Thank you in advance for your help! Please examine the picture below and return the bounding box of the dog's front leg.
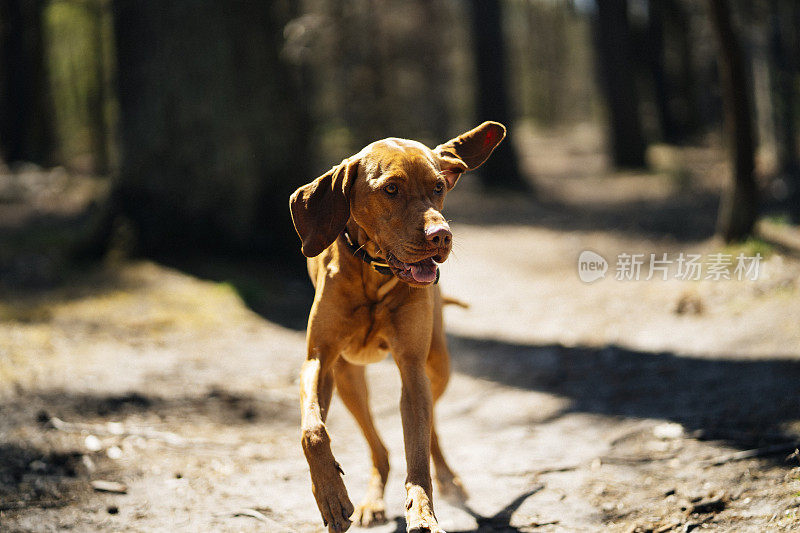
[300,353,354,531]
[396,356,443,533]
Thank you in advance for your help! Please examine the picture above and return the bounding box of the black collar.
[341,228,394,276]
[340,228,440,284]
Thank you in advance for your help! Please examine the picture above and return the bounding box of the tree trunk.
[647,0,674,143]
[110,0,310,255]
[594,0,646,168]
[88,0,110,175]
[670,0,700,142]
[0,0,55,165]
[708,0,758,241]
[768,0,800,220]
[647,0,698,144]
[469,0,530,192]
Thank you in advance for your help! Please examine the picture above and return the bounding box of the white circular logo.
[578,250,608,283]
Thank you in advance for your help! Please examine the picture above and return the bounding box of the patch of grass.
[224,278,269,311]
[722,236,775,259]
[154,257,313,330]
[765,213,792,227]
[0,303,52,323]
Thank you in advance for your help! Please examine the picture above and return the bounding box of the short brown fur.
[289,122,506,533]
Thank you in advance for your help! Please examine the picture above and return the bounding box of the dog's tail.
[441,296,470,309]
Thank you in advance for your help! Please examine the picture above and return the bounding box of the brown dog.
[289,122,506,532]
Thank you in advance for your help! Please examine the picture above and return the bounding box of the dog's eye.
[434,181,445,194]
[384,183,398,196]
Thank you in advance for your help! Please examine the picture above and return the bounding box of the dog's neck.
[342,220,400,301]
[343,220,385,262]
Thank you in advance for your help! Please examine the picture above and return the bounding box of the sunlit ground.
[1,125,799,532]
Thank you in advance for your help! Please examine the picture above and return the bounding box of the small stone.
[653,423,684,440]
[85,435,102,452]
[107,446,123,459]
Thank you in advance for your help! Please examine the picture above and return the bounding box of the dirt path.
[1,129,799,532]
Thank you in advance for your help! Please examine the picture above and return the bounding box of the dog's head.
[290,121,506,286]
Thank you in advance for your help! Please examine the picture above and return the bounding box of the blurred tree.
[109,0,310,255]
[593,0,646,168]
[327,1,389,151]
[767,0,800,220]
[507,0,596,129]
[708,0,757,241]
[0,0,55,165]
[646,0,699,144]
[44,0,113,174]
[468,0,530,191]
[86,0,110,174]
[300,0,460,167]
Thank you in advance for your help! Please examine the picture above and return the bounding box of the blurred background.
[1,0,798,269]
[1,1,800,531]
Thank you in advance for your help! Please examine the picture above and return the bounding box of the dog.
[289,121,505,532]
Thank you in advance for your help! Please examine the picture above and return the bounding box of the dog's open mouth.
[386,253,439,284]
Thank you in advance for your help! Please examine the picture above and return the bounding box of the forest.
[0,1,799,532]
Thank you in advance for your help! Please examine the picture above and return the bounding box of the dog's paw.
[351,498,387,527]
[312,473,354,532]
[407,517,446,533]
[405,488,444,533]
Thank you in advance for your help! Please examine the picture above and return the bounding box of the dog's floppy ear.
[290,157,359,257]
[434,121,506,189]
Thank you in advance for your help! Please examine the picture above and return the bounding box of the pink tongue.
[410,259,437,283]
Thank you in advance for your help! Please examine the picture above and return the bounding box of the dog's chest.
[339,300,394,365]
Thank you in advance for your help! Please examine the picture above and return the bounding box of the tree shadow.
[0,386,298,513]
[7,387,298,428]
[0,441,93,512]
[0,178,315,331]
[158,255,314,331]
[448,334,800,451]
[0,205,101,290]
[444,188,721,242]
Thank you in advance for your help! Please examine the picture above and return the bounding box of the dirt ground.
[1,126,799,532]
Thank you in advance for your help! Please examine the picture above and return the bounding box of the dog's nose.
[425,224,452,247]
